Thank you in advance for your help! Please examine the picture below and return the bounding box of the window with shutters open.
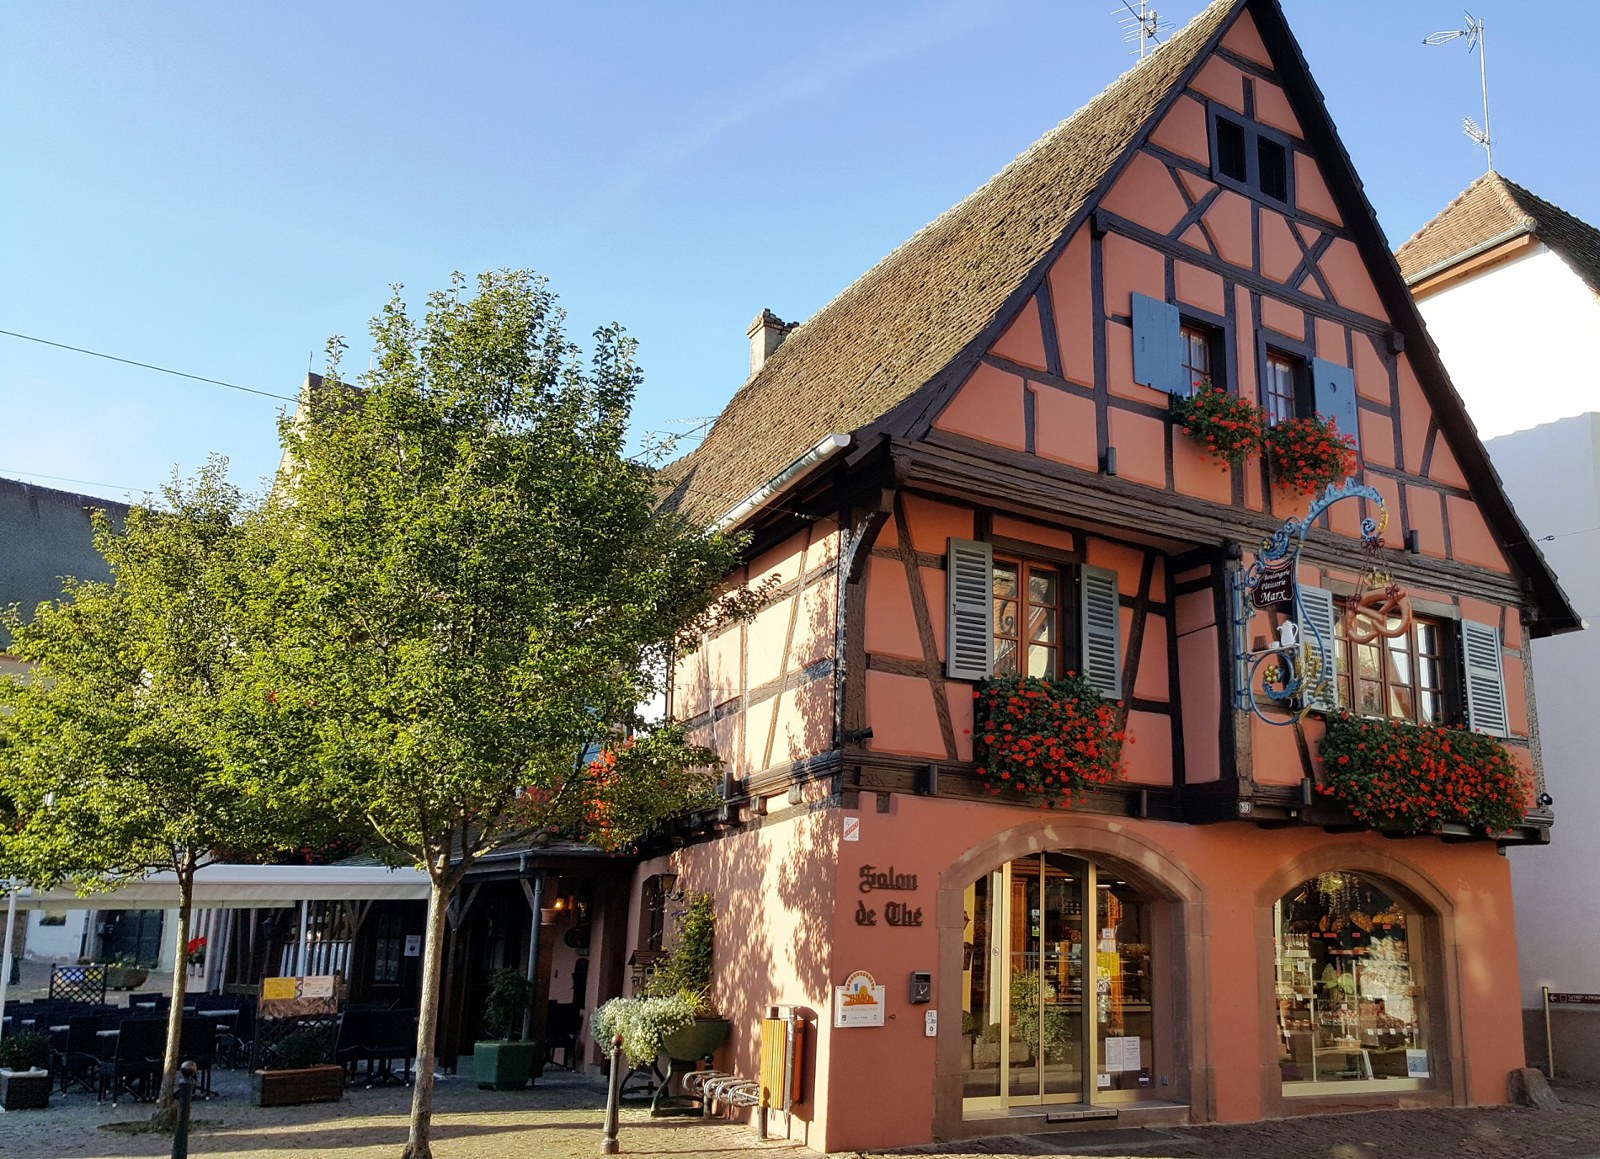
[1132,292,1226,398]
[945,540,1123,699]
[1301,595,1507,735]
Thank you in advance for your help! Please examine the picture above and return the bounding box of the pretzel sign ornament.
[1233,478,1406,725]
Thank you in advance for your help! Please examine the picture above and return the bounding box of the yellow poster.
[261,976,298,1000]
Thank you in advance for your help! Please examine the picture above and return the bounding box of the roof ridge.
[1484,171,1537,231]
[754,0,1237,383]
[667,0,1242,513]
[1395,172,1495,251]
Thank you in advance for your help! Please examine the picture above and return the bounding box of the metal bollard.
[600,1035,624,1154]
[171,1060,198,1159]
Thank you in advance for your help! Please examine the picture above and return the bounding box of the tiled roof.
[1396,171,1600,296]
[662,0,1242,522]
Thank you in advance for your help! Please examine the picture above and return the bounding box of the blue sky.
[4,1,1595,505]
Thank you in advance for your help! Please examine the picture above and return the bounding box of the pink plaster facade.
[612,2,1565,1152]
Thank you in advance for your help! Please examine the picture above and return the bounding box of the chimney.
[747,309,797,375]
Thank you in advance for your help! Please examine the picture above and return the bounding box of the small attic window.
[1258,137,1289,203]
[1215,118,1247,183]
[1209,106,1294,210]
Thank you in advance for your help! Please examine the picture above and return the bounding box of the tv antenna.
[1115,0,1171,60]
[1423,12,1493,171]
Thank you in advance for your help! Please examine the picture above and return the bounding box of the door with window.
[961,854,1155,1112]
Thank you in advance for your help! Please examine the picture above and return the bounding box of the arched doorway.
[1272,870,1431,1095]
[960,852,1158,1113]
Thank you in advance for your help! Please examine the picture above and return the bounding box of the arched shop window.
[1273,872,1431,1093]
[961,854,1157,1113]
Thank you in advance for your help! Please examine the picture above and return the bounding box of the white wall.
[24,910,88,961]
[1488,415,1600,1006]
[1417,245,1600,440]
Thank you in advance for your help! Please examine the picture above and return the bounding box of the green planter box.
[0,1069,51,1111]
[474,1040,539,1090]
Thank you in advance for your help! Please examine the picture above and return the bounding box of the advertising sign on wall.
[833,969,886,1028]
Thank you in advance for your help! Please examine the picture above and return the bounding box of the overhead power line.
[0,328,300,404]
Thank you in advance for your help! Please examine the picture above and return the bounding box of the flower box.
[1316,714,1530,834]
[0,1068,51,1111]
[252,1065,345,1107]
[974,674,1126,807]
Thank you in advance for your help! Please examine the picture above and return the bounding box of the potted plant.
[473,967,539,1090]
[1171,379,1266,467]
[591,989,700,1071]
[104,954,150,991]
[1264,413,1356,495]
[1316,713,1532,834]
[0,1031,51,1110]
[973,674,1127,807]
[652,893,729,1062]
[252,1027,345,1107]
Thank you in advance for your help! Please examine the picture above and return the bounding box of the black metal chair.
[544,1002,583,1070]
[58,1013,107,1093]
[337,1008,417,1087]
[178,1016,215,1097]
[98,1017,165,1105]
[216,998,254,1069]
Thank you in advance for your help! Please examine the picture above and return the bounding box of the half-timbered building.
[623,0,1580,1149]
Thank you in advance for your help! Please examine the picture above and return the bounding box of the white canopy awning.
[3,863,432,911]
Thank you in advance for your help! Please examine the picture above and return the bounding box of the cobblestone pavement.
[866,1081,1600,1159]
[0,1067,812,1159]
[4,1036,1600,1159]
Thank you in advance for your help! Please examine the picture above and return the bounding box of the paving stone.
[9,1063,1600,1159]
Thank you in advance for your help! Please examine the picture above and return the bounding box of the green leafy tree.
[0,459,325,1128]
[262,270,744,1159]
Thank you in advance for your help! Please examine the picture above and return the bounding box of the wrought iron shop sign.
[1233,477,1412,726]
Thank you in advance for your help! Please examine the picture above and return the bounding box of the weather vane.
[1424,12,1493,171]
[1115,0,1172,60]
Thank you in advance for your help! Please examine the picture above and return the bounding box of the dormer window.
[1209,107,1294,209]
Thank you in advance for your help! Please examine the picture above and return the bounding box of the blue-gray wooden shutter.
[1311,358,1359,447]
[1296,585,1341,712]
[946,538,993,681]
[1079,565,1123,698]
[1131,293,1185,395]
[1461,620,1509,736]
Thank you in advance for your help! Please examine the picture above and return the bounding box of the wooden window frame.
[1179,315,1226,397]
[1333,613,1459,727]
[1207,104,1296,211]
[992,556,1076,680]
[1260,342,1311,427]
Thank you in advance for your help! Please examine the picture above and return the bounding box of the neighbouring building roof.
[1397,171,1600,296]
[662,0,1240,523]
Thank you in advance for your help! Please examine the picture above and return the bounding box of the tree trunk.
[150,853,195,1131]
[401,868,456,1159]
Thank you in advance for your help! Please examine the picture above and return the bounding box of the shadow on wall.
[683,806,837,1120]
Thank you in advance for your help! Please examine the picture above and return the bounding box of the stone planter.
[252,1065,345,1107]
[661,1017,729,1063]
[105,964,150,990]
[0,1069,52,1111]
[652,1018,731,1117]
[474,1040,539,1090]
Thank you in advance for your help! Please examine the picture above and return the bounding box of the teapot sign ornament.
[1234,478,1412,725]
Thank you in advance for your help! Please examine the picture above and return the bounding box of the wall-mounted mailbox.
[910,971,932,1004]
